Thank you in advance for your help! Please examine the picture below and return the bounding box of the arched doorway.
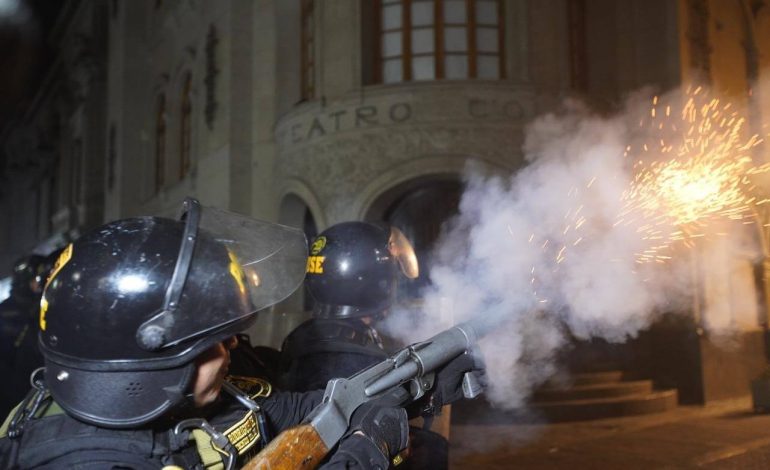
[366,177,462,438]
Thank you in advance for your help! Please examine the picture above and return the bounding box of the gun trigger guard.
[408,372,435,400]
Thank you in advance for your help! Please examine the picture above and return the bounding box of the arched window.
[300,0,315,100]
[375,0,505,84]
[180,73,192,179]
[154,93,166,193]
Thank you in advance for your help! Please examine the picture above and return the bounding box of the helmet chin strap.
[222,380,272,447]
[174,417,237,470]
[7,368,48,439]
[171,380,273,470]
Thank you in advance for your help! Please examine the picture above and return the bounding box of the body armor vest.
[0,375,274,470]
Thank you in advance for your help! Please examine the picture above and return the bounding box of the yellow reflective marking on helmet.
[39,297,48,331]
[306,256,325,274]
[39,244,74,332]
[227,249,246,294]
[310,236,327,255]
[45,243,73,290]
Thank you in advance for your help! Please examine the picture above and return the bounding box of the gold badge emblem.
[310,236,327,255]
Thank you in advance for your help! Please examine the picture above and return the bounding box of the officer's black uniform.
[281,317,387,392]
[0,374,394,469]
[0,200,409,469]
[0,255,50,417]
[0,293,37,411]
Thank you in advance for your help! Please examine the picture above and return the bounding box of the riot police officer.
[0,200,409,469]
[280,222,452,470]
[0,254,52,416]
[280,222,418,391]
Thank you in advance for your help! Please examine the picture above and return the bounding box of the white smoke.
[381,87,761,411]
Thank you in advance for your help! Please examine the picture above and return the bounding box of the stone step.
[533,380,654,402]
[451,388,678,425]
[532,389,678,422]
[571,371,624,386]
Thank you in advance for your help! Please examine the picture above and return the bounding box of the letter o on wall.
[389,103,412,123]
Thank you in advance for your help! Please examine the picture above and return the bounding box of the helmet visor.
[388,227,419,279]
[137,199,307,350]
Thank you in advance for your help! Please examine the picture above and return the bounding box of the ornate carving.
[275,84,535,220]
[4,106,61,177]
[204,24,219,130]
[279,125,523,219]
[64,33,100,105]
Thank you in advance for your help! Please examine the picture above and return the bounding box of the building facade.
[2,0,770,403]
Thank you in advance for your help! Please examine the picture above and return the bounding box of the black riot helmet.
[10,254,48,300]
[39,198,307,428]
[305,221,418,319]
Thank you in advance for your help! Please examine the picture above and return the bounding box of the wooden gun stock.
[242,424,329,470]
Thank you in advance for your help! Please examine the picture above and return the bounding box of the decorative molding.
[67,33,99,104]
[279,125,523,222]
[276,84,535,148]
[4,111,60,178]
[204,24,219,130]
[275,84,534,222]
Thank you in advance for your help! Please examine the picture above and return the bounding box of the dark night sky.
[0,0,62,133]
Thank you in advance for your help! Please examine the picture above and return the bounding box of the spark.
[619,88,767,263]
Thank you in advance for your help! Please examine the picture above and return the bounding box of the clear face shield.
[388,227,419,279]
[136,198,308,351]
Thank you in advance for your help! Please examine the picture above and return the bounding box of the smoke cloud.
[381,86,763,411]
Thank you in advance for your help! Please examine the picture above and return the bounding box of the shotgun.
[242,318,491,469]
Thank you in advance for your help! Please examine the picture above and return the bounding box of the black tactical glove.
[413,351,486,416]
[345,402,409,461]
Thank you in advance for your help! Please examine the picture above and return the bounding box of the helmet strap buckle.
[8,368,49,439]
